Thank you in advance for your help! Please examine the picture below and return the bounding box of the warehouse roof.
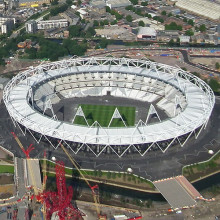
[137,27,156,36]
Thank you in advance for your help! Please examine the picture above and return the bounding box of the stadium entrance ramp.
[153,176,202,209]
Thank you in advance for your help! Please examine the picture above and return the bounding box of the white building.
[37,19,69,30]
[1,20,14,34]
[0,16,16,34]
[137,27,157,40]
[25,20,37,33]
[179,35,190,44]
[106,0,131,8]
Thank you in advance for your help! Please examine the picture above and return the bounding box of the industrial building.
[106,0,131,8]
[90,0,106,14]
[60,10,80,26]
[176,0,220,20]
[137,27,157,40]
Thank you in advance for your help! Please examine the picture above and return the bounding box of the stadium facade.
[3,57,215,157]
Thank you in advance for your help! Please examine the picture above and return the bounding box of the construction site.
[0,132,144,220]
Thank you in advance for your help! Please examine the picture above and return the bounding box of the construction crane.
[58,141,106,220]
[37,161,82,220]
[11,132,34,158]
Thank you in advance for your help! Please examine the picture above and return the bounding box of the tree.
[141,2,148,6]
[99,38,109,48]
[103,19,109,25]
[50,4,68,16]
[110,20,117,25]
[161,10,166,16]
[188,19,194,26]
[199,24,206,32]
[129,0,138,4]
[25,47,37,59]
[215,62,220,69]
[51,0,58,5]
[126,15,132,22]
[107,172,111,179]
[183,18,187,22]
[168,12,172,17]
[115,12,123,20]
[168,39,175,46]
[165,22,182,31]
[147,14,152,18]
[125,5,133,10]
[209,79,220,92]
[185,29,194,36]
[68,25,81,37]
[105,6,111,13]
[42,3,47,7]
[99,20,104,26]
[86,27,96,37]
[138,20,145,27]
[66,0,72,5]
[93,20,99,27]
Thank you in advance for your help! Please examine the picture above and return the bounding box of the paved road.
[14,158,27,220]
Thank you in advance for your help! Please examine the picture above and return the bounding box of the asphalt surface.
[0,95,220,181]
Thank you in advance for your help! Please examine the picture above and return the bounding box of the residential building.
[37,19,68,30]
[25,20,37,33]
[1,19,14,34]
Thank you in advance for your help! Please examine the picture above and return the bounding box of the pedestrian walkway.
[153,175,202,209]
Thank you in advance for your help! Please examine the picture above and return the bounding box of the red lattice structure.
[37,161,82,220]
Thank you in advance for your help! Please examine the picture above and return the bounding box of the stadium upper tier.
[3,57,214,148]
[34,72,186,118]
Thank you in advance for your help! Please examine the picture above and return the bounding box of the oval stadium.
[3,57,215,157]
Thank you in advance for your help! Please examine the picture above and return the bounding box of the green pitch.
[74,104,136,127]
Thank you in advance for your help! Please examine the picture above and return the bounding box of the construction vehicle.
[58,141,107,220]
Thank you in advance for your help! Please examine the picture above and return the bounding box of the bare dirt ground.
[0,184,15,199]
[0,175,13,185]
[191,57,220,69]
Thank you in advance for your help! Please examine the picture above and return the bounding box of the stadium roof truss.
[3,57,215,157]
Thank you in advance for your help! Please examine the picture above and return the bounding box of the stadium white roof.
[176,0,220,20]
[3,57,214,153]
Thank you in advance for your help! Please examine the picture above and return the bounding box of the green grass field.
[74,104,135,127]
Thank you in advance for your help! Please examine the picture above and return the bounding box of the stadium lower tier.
[17,123,202,157]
